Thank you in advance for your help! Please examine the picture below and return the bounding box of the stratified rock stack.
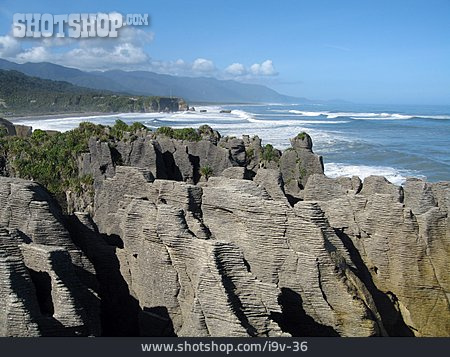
[90,167,285,336]
[0,228,41,336]
[0,178,100,336]
[279,133,324,197]
[303,174,450,336]
[201,177,383,336]
[76,127,323,193]
[1,129,449,337]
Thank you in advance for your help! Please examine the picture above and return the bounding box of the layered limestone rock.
[201,177,383,336]
[403,179,450,310]
[20,243,97,336]
[80,132,237,187]
[303,174,450,336]
[0,228,41,337]
[279,133,324,197]
[221,167,252,180]
[91,167,285,336]
[242,135,264,173]
[77,131,324,194]
[219,137,246,166]
[78,138,117,189]
[0,177,76,249]
[1,129,449,337]
[0,177,100,336]
[88,167,387,336]
[185,140,235,180]
[253,168,288,203]
[116,137,165,180]
[198,124,221,145]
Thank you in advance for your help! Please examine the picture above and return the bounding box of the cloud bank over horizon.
[0,24,278,80]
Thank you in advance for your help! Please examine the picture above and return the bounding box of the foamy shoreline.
[4,104,447,184]
[8,112,118,124]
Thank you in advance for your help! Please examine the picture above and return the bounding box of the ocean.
[12,102,450,185]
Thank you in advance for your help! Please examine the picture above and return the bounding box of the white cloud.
[223,60,279,79]
[0,20,279,80]
[249,60,278,76]
[118,27,154,46]
[62,43,150,70]
[16,46,51,62]
[41,36,76,48]
[1,26,154,70]
[225,62,247,76]
[0,35,21,57]
[149,58,190,75]
[58,27,154,70]
[192,58,215,74]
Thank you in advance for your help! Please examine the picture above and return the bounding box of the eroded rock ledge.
[0,129,449,337]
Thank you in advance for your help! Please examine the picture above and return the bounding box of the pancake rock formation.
[0,128,449,337]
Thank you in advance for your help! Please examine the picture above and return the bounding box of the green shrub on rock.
[296,132,307,140]
[155,126,201,142]
[200,165,213,180]
[155,126,175,138]
[261,144,279,163]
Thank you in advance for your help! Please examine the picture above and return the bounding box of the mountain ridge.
[0,58,308,104]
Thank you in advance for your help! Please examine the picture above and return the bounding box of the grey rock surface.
[1,130,449,337]
[91,169,285,336]
[0,177,100,336]
[279,133,324,197]
[303,174,450,336]
[202,176,383,336]
[0,117,16,136]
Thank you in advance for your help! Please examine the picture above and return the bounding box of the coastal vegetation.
[261,143,279,163]
[0,69,185,116]
[0,120,148,202]
[155,126,202,142]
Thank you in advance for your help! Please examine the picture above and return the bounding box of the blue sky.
[0,0,449,105]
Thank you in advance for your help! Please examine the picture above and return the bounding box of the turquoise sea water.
[13,102,450,185]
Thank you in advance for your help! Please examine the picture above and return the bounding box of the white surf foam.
[13,106,347,151]
[288,110,326,116]
[324,162,422,186]
[349,113,414,120]
[276,108,450,120]
[421,115,450,120]
[12,105,434,185]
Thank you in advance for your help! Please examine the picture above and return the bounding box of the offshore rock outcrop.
[1,129,449,337]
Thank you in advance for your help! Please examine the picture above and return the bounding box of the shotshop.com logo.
[12,13,149,38]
